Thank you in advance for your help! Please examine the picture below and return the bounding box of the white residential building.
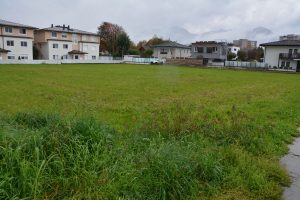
[34,24,100,60]
[228,46,240,55]
[152,41,191,59]
[260,40,300,71]
[0,19,36,60]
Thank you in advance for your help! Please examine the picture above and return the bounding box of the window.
[75,55,79,59]
[207,47,213,53]
[91,46,96,51]
[7,40,14,46]
[281,61,285,67]
[53,55,59,60]
[5,27,12,33]
[51,32,57,38]
[294,49,298,54]
[20,56,28,60]
[286,62,290,68]
[53,44,58,48]
[72,34,78,44]
[197,47,204,53]
[8,55,15,60]
[21,41,28,47]
[62,33,67,38]
[83,45,88,51]
[289,49,293,54]
[63,44,68,49]
[20,28,26,34]
[160,48,168,54]
[92,56,96,60]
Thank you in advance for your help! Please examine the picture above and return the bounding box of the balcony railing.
[279,53,300,59]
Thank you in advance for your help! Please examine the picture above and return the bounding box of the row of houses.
[151,38,300,71]
[0,19,100,61]
[1,19,299,71]
[151,40,249,65]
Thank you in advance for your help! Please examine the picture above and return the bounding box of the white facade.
[34,25,100,60]
[264,46,300,69]
[153,47,191,59]
[80,42,100,60]
[0,37,33,60]
[228,46,240,55]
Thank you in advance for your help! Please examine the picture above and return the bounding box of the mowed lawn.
[0,64,300,199]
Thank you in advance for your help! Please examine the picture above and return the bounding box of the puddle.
[280,128,300,200]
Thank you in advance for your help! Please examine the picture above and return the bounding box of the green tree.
[237,51,247,61]
[98,22,124,55]
[117,32,131,57]
[141,49,154,58]
[128,49,139,55]
[227,52,237,61]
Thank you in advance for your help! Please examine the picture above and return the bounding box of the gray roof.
[0,19,36,29]
[39,25,98,36]
[260,40,300,47]
[152,41,190,49]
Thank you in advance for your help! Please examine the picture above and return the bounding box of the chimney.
[63,24,65,30]
[68,25,70,30]
[51,24,53,28]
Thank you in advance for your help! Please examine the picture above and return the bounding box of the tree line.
[98,22,167,57]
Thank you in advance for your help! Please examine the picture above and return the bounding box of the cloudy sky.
[1,0,300,44]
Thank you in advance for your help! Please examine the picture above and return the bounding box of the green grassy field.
[0,64,300,199]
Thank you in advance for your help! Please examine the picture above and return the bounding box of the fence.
[0,56,123,65]
[124,55,165,64]
[225,61,268,68]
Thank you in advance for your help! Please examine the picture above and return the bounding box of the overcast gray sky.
[1,0,300,44]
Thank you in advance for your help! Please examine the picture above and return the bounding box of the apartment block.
[280,34,300,41]
[34,24,100,60]
[233,39,257,51]
[0,19,36,60]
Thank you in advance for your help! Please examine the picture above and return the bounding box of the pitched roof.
[39,25,98,36]
[152,41,190,49]
[68,50,88,55]
[0,48,10,53]
[0,19,36,29]
[260,40,300,47]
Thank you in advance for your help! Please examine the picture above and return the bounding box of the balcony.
[279,53,300,60]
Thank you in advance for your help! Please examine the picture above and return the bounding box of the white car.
[150,59,163,64]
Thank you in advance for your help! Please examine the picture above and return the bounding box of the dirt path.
[280,128,300,200]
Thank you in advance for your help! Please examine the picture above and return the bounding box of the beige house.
[152,41,191,59]
[0,19,36,60]
[34,24,100,60]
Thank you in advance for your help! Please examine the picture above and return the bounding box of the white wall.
[228,46,240,55]
[153,47,191,59]
[80,42,100,60]
[48,41,73,60]
[265,46,300,69]
[0,37,33,60]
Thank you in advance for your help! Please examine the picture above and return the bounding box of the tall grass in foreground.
[0,109,297,199]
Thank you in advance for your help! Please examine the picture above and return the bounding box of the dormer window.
[5,27,12,33]
[51,31,57,38]
[62,33,67,38]
[20,28,26,34]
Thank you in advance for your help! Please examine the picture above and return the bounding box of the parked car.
[150,59,164,64]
